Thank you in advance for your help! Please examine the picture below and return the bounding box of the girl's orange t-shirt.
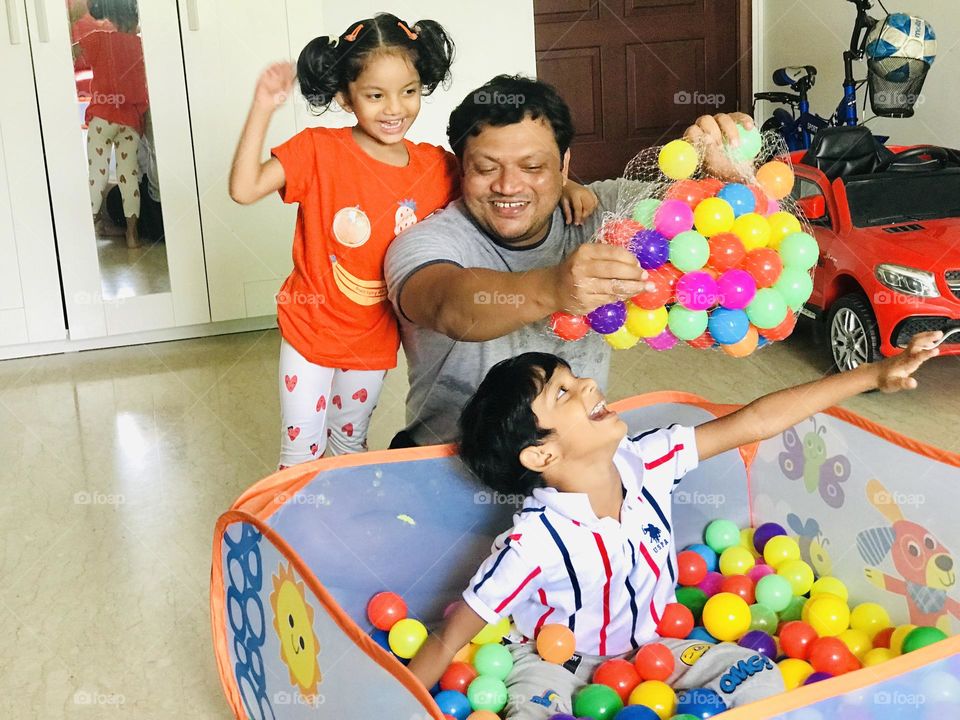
[271,126,459,370]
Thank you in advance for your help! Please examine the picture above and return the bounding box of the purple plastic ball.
[630,229,670,270]
[676,271,719,311]
[804,671,833,685]
[753,522,787,554]
[716,269,757,310]
[645,329,678,351]
[587,301,627,335]
[738,630,778,659]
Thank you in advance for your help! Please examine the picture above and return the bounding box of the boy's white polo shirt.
[462,425,699,657]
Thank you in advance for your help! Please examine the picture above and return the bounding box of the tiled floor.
[97,235,172,300]
[0,324,956,718]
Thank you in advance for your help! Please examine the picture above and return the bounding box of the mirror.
[797,195,826,220]
[68,0,170,300]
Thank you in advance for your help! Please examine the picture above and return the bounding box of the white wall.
[754,0,957,146]
[292,1,537,149]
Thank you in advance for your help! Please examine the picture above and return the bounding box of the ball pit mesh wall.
[211,391,960,720]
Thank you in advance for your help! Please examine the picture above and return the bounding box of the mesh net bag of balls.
[550,127,818,356]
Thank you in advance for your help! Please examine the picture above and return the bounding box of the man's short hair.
[447,75,575,161]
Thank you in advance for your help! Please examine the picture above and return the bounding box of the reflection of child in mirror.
[73,0,148,248]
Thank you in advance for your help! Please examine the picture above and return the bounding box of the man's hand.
[561,181,599,226]
[254,62,296,110]
[875,331,941,393]
[551,244,653,315]
[683,112,755,181]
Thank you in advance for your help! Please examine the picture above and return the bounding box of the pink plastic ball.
[654,199,695,239]
[645,329,678,351]
[717,269,757,310]
[675,271,719,311]
[747,564,776,583]
[698,571,725,597]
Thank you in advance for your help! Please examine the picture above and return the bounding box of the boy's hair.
[297,14,455,114]
[458,353,570,496]
[447,75,575,161]
[88,0,138,27]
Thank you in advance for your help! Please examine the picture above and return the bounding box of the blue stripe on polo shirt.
[626,539,640,649]
[641,487,671,534]
[629,428,661,442]
[472,536,513,593]
[540,513,582,628]
[520,507,546,514]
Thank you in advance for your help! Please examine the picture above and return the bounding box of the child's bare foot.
[125,220,141,249]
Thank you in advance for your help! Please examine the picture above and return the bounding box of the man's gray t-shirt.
[385,180,631,446]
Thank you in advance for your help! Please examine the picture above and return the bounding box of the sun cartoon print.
[270,562,322,697]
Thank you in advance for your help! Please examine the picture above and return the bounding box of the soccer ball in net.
[865,13,937,82]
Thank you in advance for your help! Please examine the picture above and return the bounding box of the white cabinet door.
[26,0,209,339]
[178,0,299,322]
[0,0,65,347]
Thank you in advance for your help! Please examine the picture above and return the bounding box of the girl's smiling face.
[339,51,422,152]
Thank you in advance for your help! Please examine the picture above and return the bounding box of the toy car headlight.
[875,264,940,297]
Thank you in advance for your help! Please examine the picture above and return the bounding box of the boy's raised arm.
[694,331,943,462]
[407,602,488,689]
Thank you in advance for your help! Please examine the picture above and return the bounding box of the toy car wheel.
[828,294,880,372]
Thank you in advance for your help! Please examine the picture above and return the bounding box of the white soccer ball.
[865,13,936,82]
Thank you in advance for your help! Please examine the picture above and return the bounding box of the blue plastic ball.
[676,688,728,719]
[614,705,661,719]
[433,689,472,720]
[717,183,757,217]
[687,626,719,643]
[371,629,391,651]
[708,307,750,345]
[685,543,719,572]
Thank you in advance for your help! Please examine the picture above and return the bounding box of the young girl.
[230,13,597,467]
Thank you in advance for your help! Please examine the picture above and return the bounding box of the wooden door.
[535,0,752,182]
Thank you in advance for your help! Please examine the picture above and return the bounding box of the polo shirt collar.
[532,448,640,526]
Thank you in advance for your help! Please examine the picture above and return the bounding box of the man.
[385,74,752,447]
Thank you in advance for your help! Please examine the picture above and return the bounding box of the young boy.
[408,331,944,717]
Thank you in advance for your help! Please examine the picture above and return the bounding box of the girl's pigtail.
[412,19,455,95]
[297,36,341,113]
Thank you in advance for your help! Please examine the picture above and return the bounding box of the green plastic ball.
[633,198,662,227]
[667,306,709,341]
[473,642,513,680]
[704,519,740,554]
[669,230,710,272]
[778,594,807,623]
[573,683,624,719]
[749,602,779,633]
[778,232,819,271]
[774,267,814,310]
[670,715,702,720]
[746,288,789,329]
[754,575,792,613]
[676,586,709,624]
[902,626,948,653]
[467,675,509,713]
[727,124,763,163]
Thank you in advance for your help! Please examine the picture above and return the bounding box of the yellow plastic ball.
[628,680,677,719]
[388,618,428,659]
[806,595,850,638]
[849,602,891,641]
[839,628,872,661]
[810,577,848,603]
[762,536,801,568]
[658,139,699,180]
[778,658,814,690]
[777,559,815,596]
[454,642,479,664]
[890,624,917,655]
[767,211,802,249]
[719,546,756,576]
[472,616,511,645]
[731,213,771,251]
[693,197,735,237]
[626,303,669,338]
[739,528,761,558]
[863,648,896,667]
[603,326,641,349]
[702,592,751,642]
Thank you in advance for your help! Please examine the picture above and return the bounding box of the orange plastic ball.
[536,623,576,664]
[756,161,795,200]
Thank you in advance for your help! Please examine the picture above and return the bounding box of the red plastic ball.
[749,184,771,210]
[741,248,783,288]
[757,311,797,342]
[367,591,407,631]
[439,661,479,694]
[656,602,695,639]
[600,218,645,246]
[872,626,895,649]
[809,637,861,676]
[550,312,590,341]
[707,233,747,273]
[719,575,756,605]
[593,658,641,703]
[699,178,724,197]
[632,265,679,309]
[687,330,716,350]
[666,179,713,210]
[678,550,709,587]
[634,642,675,681]
[779,621,819,661]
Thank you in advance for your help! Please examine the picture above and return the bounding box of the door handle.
[34,0,49,42]
[186,0,199,30]
[4,0,20,44]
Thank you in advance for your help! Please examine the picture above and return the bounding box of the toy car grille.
[893,316,960,347]
[882,223,925,233]
[946,270,960,300]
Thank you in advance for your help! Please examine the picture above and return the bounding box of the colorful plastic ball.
[633,265,680,309]
[778,232,819,271]
[719,573,754,605]
[678,550,709,587]
[667,306,708,341]
[628,680,676,720]
[704,519,740,554]
[594,659,641,703]
[731,213,771,251]
[738,528,760,556]
[848,602,890,640]
[588,301,628,334]
[741,248,783,288]
[756,161,794,200]
[746,289,788,330]
[698,178,724,196]
[746,563,774,584]
[371,628,391,651]
[669,231,710,272]
[634,642,675,682]
[367,591,408,630]
[810,577,848,603]
[739,630,777,659]
[902,626,948,653]
[778,658,815,689]
[756,310,796,341]
[657,603,695,639]
[645,329,678,351]
[453,643,479,665]
[675,687,727,719]
[605,326,641,350]
[440,662,479,694]
[626,303,669,338]
[685,544,719,572]
[388,618,428,659]
[676,587,709,623]
[536,624,576,664]
[666,179,713,210]
[727,123,762,163]
[686,626,718,643]
[838,628,872,661]
[466,712,500,720]
[774,266,813,309]
[686,330,715,350]
[707,233,746,273]
[613,706,660,720]
[693,198,735,237]
[862,647,895,666]
[721,327,759,357]
[632,198,662,227]
[717,183,756,217]
[600,219,645,248]
[707,307,749,345]
[754,574,792,612]
[434,689,473,720]
[551,312,590,341]
[659,139,699,180]
[697,571,724,598]
[473,642,513,680]
[778,594,807,623]
[631,229,671,270]
[467,676,508,713]
[777,559,815,596]
[807,595,850,638]
[803,671,833,685]
[919,669,960,704]
[574,683,624,719]
[675,271,718,311]
[779,621,818,660]
[752,523,786,553]
[702,592,751,642]
[715,269,757,311]
[654,200,695,239]
[767,211,802,249]
[810,637,860,675]
[747,602,778,633]
[472,617,511,645]
[719,546,756,576]
[889,624,917,655]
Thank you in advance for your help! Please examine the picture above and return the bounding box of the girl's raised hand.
[255,62,296,110]
[875,331,941,393]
